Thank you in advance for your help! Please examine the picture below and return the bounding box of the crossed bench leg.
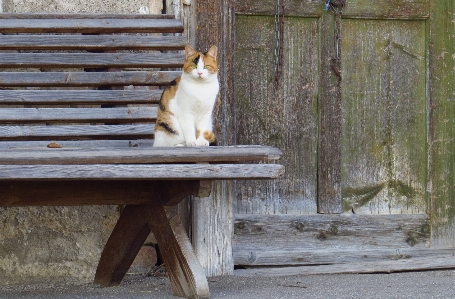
[94,180,211,299]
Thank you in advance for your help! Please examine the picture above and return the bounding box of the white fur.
[153,55,219,147]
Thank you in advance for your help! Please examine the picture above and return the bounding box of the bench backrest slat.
[0,124,154,141]
[0,18,184,33]
[0,71,180,87]
[0,53,184,68]
[0,90,162,105]
[0,14,184,146]
[0,35,187,51]
[0,108,157,124]
[0,13,177,19]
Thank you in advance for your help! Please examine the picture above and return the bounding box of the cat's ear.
[206,46,218,61]
[185,45,196,59]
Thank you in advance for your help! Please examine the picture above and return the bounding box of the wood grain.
[149,205,210,299]
[343,0,429,20]
[0,71,180,87]
[0,90,163,105]
[234,249,455,276]
[94,181,199,287]
[0,164,284,180]
[234,214,430,266]
[0,180,202,207]
[94,204,153,286]
[428,1,455,248]
[235,0,322,17]
[194,0,238,278]
[235,0,429,19]
[0,13,177,19]
[318,13,342,213]
[0,124,154,141]
[0,146,282,164]
[341,19,427,214]
[0,107,156,124]
[0,18,184,34]
[234,15,319,215]
[0,35,187,51]
[0,180,154,206]
[0,52,184,68]
[0,140,155,149]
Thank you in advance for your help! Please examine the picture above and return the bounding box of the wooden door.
[231,0,455,274]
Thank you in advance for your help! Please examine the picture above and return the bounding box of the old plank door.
[232,0,455,273]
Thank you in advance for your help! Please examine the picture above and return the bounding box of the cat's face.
[183,45,218,81]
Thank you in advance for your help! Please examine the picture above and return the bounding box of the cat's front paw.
[195,137,210,146]
[186,140,198,146]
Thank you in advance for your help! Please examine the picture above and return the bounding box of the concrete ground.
[1,270,454,299]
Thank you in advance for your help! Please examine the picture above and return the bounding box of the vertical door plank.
[341,20,427,214]
[429,0,455,247]
[234,15,319,215]
[318,13,342,213]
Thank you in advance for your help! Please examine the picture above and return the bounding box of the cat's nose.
[198,72,203,76]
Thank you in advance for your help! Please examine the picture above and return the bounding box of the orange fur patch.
[155,78,180,136]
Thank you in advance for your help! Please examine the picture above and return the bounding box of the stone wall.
[0,0,163,285]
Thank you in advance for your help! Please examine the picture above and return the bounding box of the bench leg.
[149,205,210,299]
[94,180,210,299]
[94,204,152,286]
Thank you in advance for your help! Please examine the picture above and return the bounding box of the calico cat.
[153,45,219,147]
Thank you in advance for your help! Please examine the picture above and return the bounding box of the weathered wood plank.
[0,90,162,105]
[149,205,210,299]
[94,204,154,287]
[234,15,319,215]
[0,71,180,87]
[234,249,455,276]
[189,0,237,278]
[0,124,154,140]
[0,164,285,180]
[0,13,176,19]
[234,214,430,266]
[0,146,282,164]
[318,13,342,213]
[0,53,184,68]
[235,248,454,268]
[235,0,429,19]
[0,18,184,34]
[0,35,187,51]
[343,0,430,20]
[428,0,455,247]
[235,0,322,17]
[0,180,154,206]
[0,107,156,124]
[0,180,201,207]
[0,140,155,149]
[94,181,199,287]
[341,20,427,214]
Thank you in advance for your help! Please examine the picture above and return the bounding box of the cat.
[153,44,219,147]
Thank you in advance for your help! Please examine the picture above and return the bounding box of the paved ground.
[1,270,455,299]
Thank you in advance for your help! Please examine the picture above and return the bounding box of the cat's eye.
[204,65,210,69]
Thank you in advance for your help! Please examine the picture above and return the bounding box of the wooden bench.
[0,13,283,299]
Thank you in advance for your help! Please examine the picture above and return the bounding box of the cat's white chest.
[174,76,219,113]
